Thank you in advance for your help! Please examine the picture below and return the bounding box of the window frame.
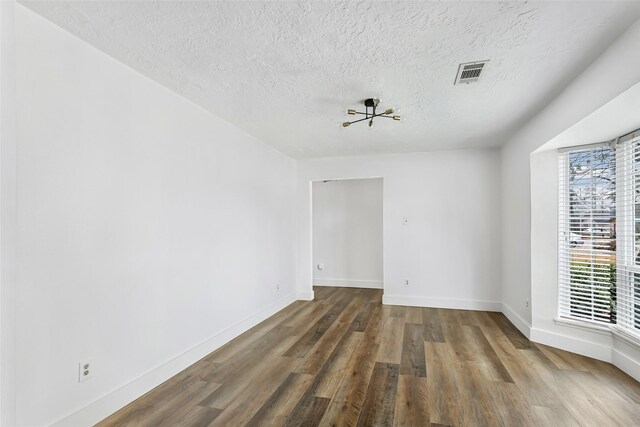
[556,128,640,343]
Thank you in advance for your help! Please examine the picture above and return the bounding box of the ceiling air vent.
[454,60,489,85]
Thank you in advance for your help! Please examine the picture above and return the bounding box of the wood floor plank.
[312,331,364,399]
[588,359,640,405]
[520,349,617,426]
[199,336,298,410]
[536,343,594,372]
[318,303,384,427]
[481,380,539,426]
[439,313,477,362]
[531,405,580,427]
[207,355,299,426]
[389,305,406,317]
[207,301,307,364]
[356,362,400,427]
[350,301,376,332]
[202,325,295,385]
[178,406,223,427]
[283,293,352,358]
[377,316,405,363]
[286,328,363,424]
[466,325,514,383]
[245,372,314,427]
[296,296,363,375]
[96,359,220,426]
[421,307,445,343]
[405,306,423,324]
[359,288,382,302]
[96,287,640,427]
[137,380,222,427]
[449,357,503,426]
[400,323,426,377]
[487,311,537,350]
[393,374,429,427]
[424,341,462,426]
[560,368,640,425]
[480,331,562,409]
[283,396,331,427]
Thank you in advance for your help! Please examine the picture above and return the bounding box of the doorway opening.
[311,177,383,290]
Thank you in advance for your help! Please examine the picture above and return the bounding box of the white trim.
[501,303,531,339]
[314,279,383,289]
[612,344,640,382]
[551,318,640,350]
[50,294,296,427]
[610,325,640,349]
[553,317,612,335]
[529,327,612,362]
[296,289,315,301]
[382,294,501,311]
[557,140,615,153]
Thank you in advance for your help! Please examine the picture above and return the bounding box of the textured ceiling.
[20,1,640,159]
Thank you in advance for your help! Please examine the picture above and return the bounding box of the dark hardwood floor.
[97,286,640,426]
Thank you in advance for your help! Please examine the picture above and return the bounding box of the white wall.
[501,17,640,379]
[312,178,383,289]
[298,150,502,309]
[1,1,18,425]
[13,6,297,426]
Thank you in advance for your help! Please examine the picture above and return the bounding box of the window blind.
[558,145,616,324]
[615,130,640,333]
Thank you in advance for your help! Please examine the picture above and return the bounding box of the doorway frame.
[296,174,384,301]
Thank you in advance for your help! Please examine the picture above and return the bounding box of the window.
[558,145,616,324]
[558,129,640,336]
[615,131,640,332]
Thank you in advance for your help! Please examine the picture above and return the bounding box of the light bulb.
[347,109,356,115]
[393,115,401,121]
[342,122,350,127]
[384,108,394,115]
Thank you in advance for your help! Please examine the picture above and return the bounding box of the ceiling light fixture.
[342,98,401,128]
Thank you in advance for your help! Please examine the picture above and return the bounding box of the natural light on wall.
[558,129,640,336]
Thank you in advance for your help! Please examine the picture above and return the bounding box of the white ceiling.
[20,1,640,159]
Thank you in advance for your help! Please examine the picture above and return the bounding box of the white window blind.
[558,145,616,324]
[615,130,640,334]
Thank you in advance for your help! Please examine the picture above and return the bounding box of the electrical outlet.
[404,279,410,287]
[79,360,92,382]
[276,283,280,291]
[402,217,409,226]
[525,300,530,309]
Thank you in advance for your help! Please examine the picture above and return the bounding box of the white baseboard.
[612,346,640,382]
[296,289,315,301]
[382,294,501,311]
[314,279,383,289]
[529,327,612,363]
[501,303,531,339]
[51,294,296,427]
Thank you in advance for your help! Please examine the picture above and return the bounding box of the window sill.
[554,317,612,335]
[554,317,640,349]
